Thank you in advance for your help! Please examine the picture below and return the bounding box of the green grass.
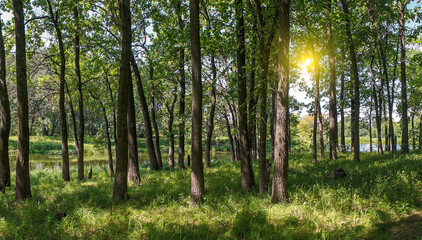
[1,151,422,239]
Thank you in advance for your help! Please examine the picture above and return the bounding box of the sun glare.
[299,57,313,85]
[303,58,313,67]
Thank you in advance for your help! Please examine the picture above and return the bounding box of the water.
[8,152,233,170]
[339,143,412,152]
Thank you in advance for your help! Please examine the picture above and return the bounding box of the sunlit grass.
[1,150,422,239]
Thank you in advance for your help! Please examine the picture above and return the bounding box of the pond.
[8,152,234,170]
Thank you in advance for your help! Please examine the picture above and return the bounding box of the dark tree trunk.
[312,96,318,163]
[64,82,80,158]
[237,0,255,192]
[249,20,258,161]
[74,5,84,181]
[229,103,240,161]
[272,0,290,203]
[0,14,11,192]
[419,113,422,150]
[224,109,236,161]
[177,0,186,169]
[379,37,393,152]
[113,0,131,200]
[340,47,346,152]
[14,0,31,200]
[105,75,117,146]
[369,101,373,152]
[318,80,324,159]
[89,92,114,177]
[149,66,162,168]
[327,0,337,160]
[411,113,415,150]
[131,54,159,171]
[398,0,409,154]
[370,44,383,154]
[205,51,217,168]
[166,94,177,169]
[47,0,70,181]
[190,0,204,204]
[127,79,140,182]
[341,0,360,162]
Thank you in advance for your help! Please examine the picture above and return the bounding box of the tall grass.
[1,151,422,239]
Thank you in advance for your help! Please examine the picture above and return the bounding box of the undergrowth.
[1,151,422,239]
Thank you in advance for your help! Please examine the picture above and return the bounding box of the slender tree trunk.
[370,45,383,154]
[419,113,422,150]
[312,96,318,163]
[14,0,31,200]
[48,0,70,181]
[64,82,80,159]
[127,79,140,182]
[341,0,360,162]
[74,5,84,181]
[0,15,11,192]
[369,101,373,152]
[166,94,177,169]
[318,84,324,159]
[411,113,415,150]
[398,0,409,154]
[113,0,131,200]
[131,54,159,170]
[249,21,258,161]
[327,0,337,160]
[224,109,236,161]
[89,92,114,177]
[205,51,217,168]
[177,0,186,169]
[149,66,162,168]
[190,0,204,204]
[272,0,290,203]
[340,47,346,152]
[380,39,393,152]
[105,74,117,146]
[237,0,255,192]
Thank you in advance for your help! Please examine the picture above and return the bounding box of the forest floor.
[1,149,422,239]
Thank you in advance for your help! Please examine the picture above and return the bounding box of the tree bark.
[105,74,117,146]
[0,15,11,192]
[131,54,159,171]
[398,0,409,154]
[64,82,80,159]
[149,65,162,168]
[113,0,131,200]
[370,45,383,154]
[411,113,415,150]
[341,0,360,162]
[14,0,32,200]
[177,0,186,169]
[419,113,421,150]
[46,0,70,180]
[249,20,258,161]
[327,0,337,160]
[272,0,290,203]
[340,47,346,152]
[369,101,373,152]
[224,109,236,161]
[127,78,140,182]
[190,0,204,204]
[74,5,84,181]
[205,51,217,168]
[166,94,177,169]
[237,0,255,192]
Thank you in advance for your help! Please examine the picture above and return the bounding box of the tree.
[127,78,140,182]
[149,64,163,168]
[272,0,290,203]
[190,0,204,204]
[341,0,360,162]
[177,0,186,169]
[236,0,255,191]
[46,0,70,181]
[113,0,131,200]
[14,0,32,200]
[398,0,409,154]
[0,14,11,192]
[327,0,337,160]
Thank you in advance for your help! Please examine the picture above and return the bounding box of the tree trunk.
[149,66,162,169]
[74,5,84,181]
[14,0,31,200]
[249,20,258,161]
[272,0,290,203]
[91,92,114,177]
[411,113,415,150]
[327,0,337,160]
[131,54,159,171]
[205,52,217,168]
[47,0,70,181]
[398,0,409,154]
[340,46,346,152]
[224,109,236,161]
[190,0,204,204]
[166,94,177,169]
[113,0,131,200]
[237,0,255,192]
[64,82,80,159]
[419,113,422,150]
[370,44,383,154]
[312,96,318,163]
[177,0,186,169]
[127,79,140,182]
[105,74,117,146]
[369,101,373,152]
[341,0,360,162]
[0,14,11,192]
